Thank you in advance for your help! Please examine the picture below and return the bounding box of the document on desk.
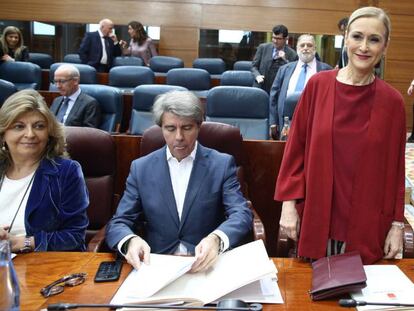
[111,240,281,307]
[351,265,414,310]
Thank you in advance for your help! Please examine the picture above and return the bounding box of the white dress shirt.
[118,142,229,256]
[286,57,317,97]
[61,88,81,123]
[98,29,108,65]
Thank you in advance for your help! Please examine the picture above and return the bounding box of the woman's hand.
[383,225,404,259]
[1,54,14,62]
[279,200,300,241]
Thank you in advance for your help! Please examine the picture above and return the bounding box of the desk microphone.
[339,298,414,308]
[47,299,263,311]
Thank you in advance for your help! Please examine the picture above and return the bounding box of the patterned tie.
[56,97,70,123]
[294,63,308,92]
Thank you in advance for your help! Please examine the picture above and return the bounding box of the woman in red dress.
[275,7,405,264]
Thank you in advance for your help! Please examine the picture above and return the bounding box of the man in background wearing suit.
[269,34,332,139]
[78,18,121,72]
[50,64,101,128]
[251,24,297,94]
[106,91,253,272]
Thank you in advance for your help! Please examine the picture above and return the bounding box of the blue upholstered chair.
[109,66,154,93]
[166,68,210,98]
[49,63,97,91]
[0,79,17,107]
[193,58,226,79]
[0,61,42,90]
[220,70,254,87]
[206,86,269,140]
[233,61,253,71]
[63,54,82,64]
[80,84,123,132]
[113,56,144,67]
[29,52,54,69]
[149,56,184,76]
[130,84,188,135]
[283,91,302,120]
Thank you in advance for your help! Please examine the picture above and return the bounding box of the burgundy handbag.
[309,251,367,300]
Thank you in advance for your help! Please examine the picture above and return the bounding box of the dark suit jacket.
[21,158,89,251]
[50,91,101,128]
[105,143,253,254]
[269,60,332,130]
[78,31,121,69]
[251,43,298,83]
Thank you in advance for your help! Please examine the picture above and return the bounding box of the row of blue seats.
[0,80,270,140]
[28,53,253,73]
[0,61,255,95]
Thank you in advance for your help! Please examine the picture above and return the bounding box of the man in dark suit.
[106,91,253,272]
[251,25,297,94]
[78,18,121,72]
[269,34,332,138]
[50,64,101,128]
[336,17,349,69]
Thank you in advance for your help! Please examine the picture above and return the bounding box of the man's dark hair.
[337,17,349,29]
[272,25,288,38]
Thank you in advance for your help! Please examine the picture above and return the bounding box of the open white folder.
[111,239,282,306]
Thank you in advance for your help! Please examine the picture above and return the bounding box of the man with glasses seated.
[251,24,298,94]
[50,64,101,128]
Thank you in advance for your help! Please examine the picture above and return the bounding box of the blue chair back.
[166,68,210,97]
[80,84,123,132]
[283,91,302,120]
[220,70,254,87]
[0,61,42,90]
[63,54,82,64]
[130,84,188,135]
[49,63,97,90]
[0,79,17,106]
[149,56,184,74]
[206,86,269,140]
[29,53,54,69]
[113,56,144,67]
[193,58,226,76]
[233,61,253,71]
[109,66,154,93]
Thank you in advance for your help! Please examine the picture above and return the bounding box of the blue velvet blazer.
[24,158,89,251]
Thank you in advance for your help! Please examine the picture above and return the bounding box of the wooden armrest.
[247,200,266,245]
[403,217,414,258]
[87,225,107,253]
[276,226,297,258]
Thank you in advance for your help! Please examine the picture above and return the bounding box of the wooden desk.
[13,252,414,311]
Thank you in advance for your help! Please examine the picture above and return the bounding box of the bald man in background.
[79,18,121,72]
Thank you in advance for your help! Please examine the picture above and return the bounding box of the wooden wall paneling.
[159,26,199,67]
[386,36,414,62]
[379,0,414,15]
[243,140,285,257]
[385,60,414,84]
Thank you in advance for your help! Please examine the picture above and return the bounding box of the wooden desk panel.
[13,252,414,311]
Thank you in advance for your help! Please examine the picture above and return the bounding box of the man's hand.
[125,236,151,270]
[279,200,300,241]
[255,75,265,84]
[191,234,220,273]
[383,225,403,259]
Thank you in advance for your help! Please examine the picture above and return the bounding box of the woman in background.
[0,89,89,253]
[0,26,29,62]
[275,7,405,264]
[120,21,157,66]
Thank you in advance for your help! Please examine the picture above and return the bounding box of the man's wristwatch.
[210,233,224,254]
[19,236,33,253]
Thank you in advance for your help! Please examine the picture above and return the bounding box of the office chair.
[233,61,253,71]
[193,58,226,79]
[64,126,117,252]
[113,56,144,67]
[109,65,154,93]
[166,68,210,98]
[0,79,17,107]
[0,61,42,90]
[28,52,54,69]
[149,56,184,76]
[220,70,254,87]
[63,54,82,64]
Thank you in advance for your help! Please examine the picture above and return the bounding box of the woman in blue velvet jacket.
[0,89,89,252]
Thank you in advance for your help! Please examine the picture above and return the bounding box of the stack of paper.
[111,240,283,307]
[351,265,414,310]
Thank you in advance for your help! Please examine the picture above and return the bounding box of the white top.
[62,87,81,123]
[98,29,108,65]
[286,57,317,97]
[118,142,229,256]
[0,171,35,236]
